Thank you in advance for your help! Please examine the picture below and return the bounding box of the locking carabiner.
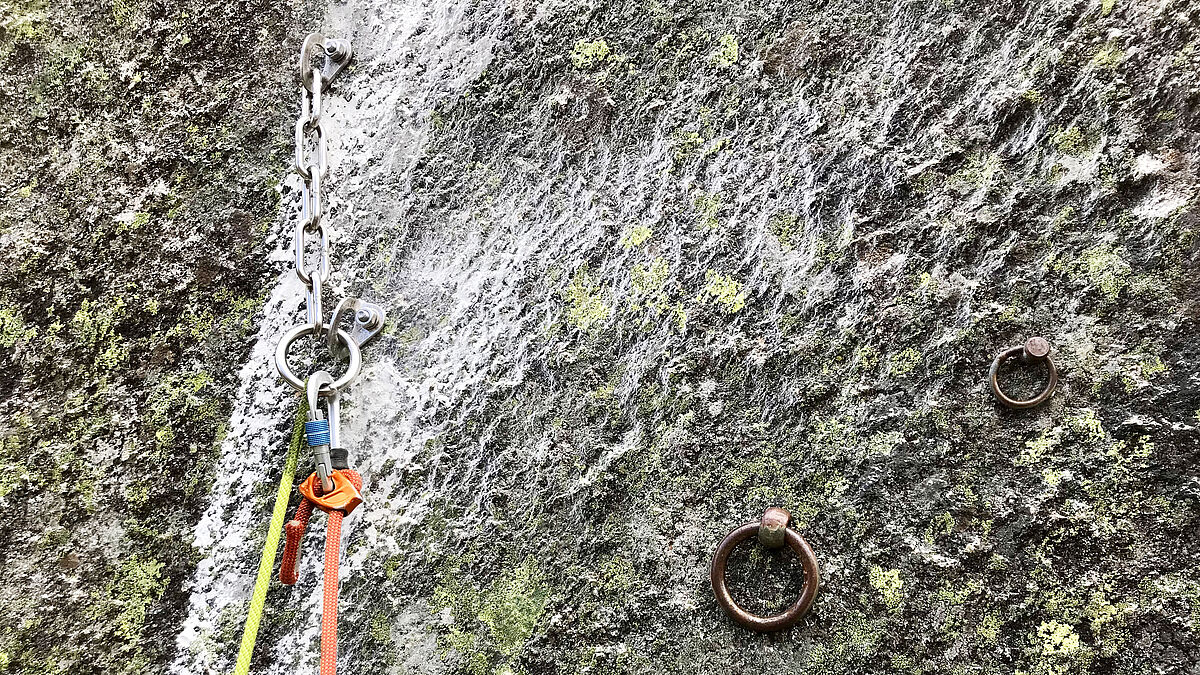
[305,372,338,492]
[281,373,364,675]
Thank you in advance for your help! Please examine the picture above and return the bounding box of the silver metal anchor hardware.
[299,33,353,92]
[327,297,387,353]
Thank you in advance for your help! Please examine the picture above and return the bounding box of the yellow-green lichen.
[866,430,903,456]
[889,347,921,376]
[1052,126,1090,155]
[1139,355,1166,379]
[14,177,36,198]
[147,370,218,451]
[1091,43,1124,70]
[869,565,904,612]
[1042,467,1068,486]
[619,225,652,249]
[598,556,635,595]
[112,0,138,25]
[696,270,745,313]
[694,192,721,230]
[769,212,800,251]
[631,257,668,295]
[1084,593,1130,657]
[711,34,738,67]
[369,611,392,644]
[0,459,32,501]
[1018,427,1061,466]
[433,557,549,673]
[854,345,879,371]
[570,39,610,70]
[563,268,611,330]
[103,555,167,644]
[1033,620,1092,674]
[72,297,129,370]
[947,152,1005,194]
[977,612,1002,643]
[672,124,728,165]
[1077,244,1131,299]
[1066,409,1105,442]
[0,305,35,348]
[1106,435,1152,465]
[672,130,704,164]
[1051,206,1076,229]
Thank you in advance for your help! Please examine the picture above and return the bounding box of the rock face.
[3,0,1198,674]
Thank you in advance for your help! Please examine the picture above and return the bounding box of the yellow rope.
[231,403,305,675]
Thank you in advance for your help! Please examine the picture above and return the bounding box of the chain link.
[293,65,331,335]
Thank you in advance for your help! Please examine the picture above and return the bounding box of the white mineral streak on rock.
[169,266,307,673]
[171,1,498,672]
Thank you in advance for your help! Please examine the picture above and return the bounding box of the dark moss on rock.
[0,0,312,671]
[342,1,1200,674]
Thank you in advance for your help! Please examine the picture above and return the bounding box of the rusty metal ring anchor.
[989,336,1058,410]
[710,508,820,632]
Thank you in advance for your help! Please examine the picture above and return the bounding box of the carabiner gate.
[306,372,337,492]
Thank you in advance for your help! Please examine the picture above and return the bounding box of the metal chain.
[261,35,382,675]
[294,67,330,334]
[275,34,386,398]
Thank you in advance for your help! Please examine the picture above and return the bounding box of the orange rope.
[280,496,314,585]
[320,505,346,675]
[280,469,363,675]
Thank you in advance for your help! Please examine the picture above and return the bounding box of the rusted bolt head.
[990,338,1059,409]
[758,507,791,549]
[1024,336,1051,359]
[711,515,820,631]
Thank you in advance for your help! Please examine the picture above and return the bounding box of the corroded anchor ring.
[710,508,820,632]
[989,336,1057,409]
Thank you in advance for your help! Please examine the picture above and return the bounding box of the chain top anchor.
[299,33,353,92]
[275,33,384,397]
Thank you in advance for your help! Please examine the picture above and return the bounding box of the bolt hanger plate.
[299,33,353,92]
[327,297,386,352]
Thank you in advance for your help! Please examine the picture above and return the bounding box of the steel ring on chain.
[275,323,361,394]
[710,508,820,632]
[989,336,1057,410]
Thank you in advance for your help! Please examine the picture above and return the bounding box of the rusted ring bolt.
[710,508,820,632]
[989,336,1058,409]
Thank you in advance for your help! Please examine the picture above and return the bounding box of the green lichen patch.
[868,566,905,612]
[710,34,738,67]
[1074,244,1132,300]
[0,304,35,348]
[695,270,746,313]
[619,224,652,249]
[693,192,721,230]
[433,557,550,673]
[631,257,669,295]
[1052,125,1091,155]
[563,267,612,330]
[1090,43,1124,70]
[769,212,801,251]
[570,39,611,70]
[888,347,921,376]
